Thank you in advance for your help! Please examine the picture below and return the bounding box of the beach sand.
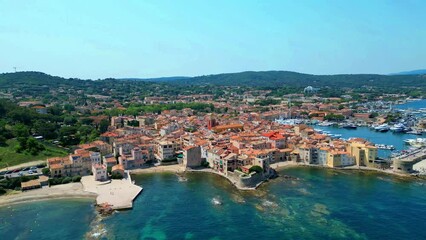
[130,164,185,174]
[0,182,97,207]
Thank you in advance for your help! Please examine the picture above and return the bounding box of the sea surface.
[314,125,413,158]
[1,169,426,240]
[395,99,426,111]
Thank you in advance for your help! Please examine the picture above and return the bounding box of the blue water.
[314,99,426,158]
[2,169,426,240]
[0,199,95,239]
[314,125,414,158]
[395,99,426,110]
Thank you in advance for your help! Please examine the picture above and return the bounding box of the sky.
[0,0,425,79]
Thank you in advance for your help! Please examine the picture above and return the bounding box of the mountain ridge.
[390,69,426,75]
[1,70,425,89]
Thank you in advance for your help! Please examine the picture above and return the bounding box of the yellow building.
[346,139,378,167]
[326,151,355,168]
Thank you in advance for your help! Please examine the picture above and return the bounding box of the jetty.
[81,171,142,210]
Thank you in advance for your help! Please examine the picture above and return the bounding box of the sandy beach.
[130,164,185,174]
[270,161,301,170]
[0,182,97,207]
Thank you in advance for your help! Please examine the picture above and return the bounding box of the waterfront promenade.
[81,172,142,210]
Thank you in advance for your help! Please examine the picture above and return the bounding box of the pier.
[81,171,143,210]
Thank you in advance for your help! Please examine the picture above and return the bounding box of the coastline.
[2,161,422,208]
[130,164,185,174]
[270,161,420,179]
[0,182,97,208]
[131,165,264,190]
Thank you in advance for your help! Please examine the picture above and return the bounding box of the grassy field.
[0,139,68,169]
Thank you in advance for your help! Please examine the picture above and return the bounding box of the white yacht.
[375,124,390,132]
[404,138,426,148]
[390,123,408,132]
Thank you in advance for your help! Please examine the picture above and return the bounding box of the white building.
[92,164,107,181]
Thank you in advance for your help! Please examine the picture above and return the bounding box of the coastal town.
[3,2,426,238]
[1,87,426,210]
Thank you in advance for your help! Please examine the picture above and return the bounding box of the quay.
[392,147,426,174]
[81,171,143,210]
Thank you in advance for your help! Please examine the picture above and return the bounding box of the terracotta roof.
[112,164,124,171]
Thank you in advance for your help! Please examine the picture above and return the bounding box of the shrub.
[0,187,6,195]
[42,168,50,176]
[62,177,72,184]
[111,172,123,179]
[49,178,61,186]
[37,163,47,168]
[72,176,81,182]
[201,161,209,168]
[249,165,263,174]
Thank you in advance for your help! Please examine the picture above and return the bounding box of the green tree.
[62,177,72,184]
[11,124,30,138]
[99,119,109,133]
[81,118,94,125]
[249,165,263,173]
[34,121,58,139]
[64,116,78,125]
[63,104,75,112]
[72,176,81,182]
[26,138,46,155]
[42,168,50,176]
[0,135,6,146]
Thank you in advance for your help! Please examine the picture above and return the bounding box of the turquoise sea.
[1,169,426,240]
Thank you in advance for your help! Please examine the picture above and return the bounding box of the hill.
[172,71,426,89]
[1,70,425,94]
[391,69,426,75]
[120,76,190,82]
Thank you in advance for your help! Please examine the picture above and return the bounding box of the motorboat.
[406,130,423,135]
[404,138,426,148]
[374,144,395,150]
[374,124,390,132]
[342,123,357,129]
[390,123,408,132]
[318,121,335,126]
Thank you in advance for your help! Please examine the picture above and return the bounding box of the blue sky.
[0,0,425,79]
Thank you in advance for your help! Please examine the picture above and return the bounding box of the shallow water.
[0,199,95,240]
[2,168,425,240]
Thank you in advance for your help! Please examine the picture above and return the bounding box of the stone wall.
[227,170,265,189]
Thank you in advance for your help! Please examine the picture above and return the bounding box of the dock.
[81,171,143,210]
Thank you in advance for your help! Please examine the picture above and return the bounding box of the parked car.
[0,171,7,176]
[22,167,30,171]
[13,169,22,173]
[28,170,34,174]
[30,166,38,171]
[5,170,13,174]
